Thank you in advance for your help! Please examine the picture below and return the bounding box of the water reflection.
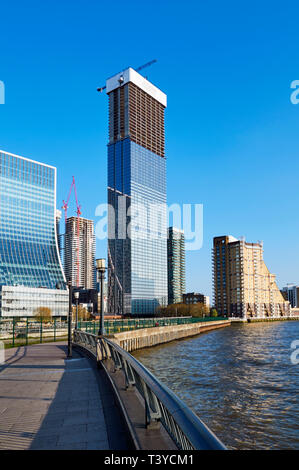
[134,322,299,449]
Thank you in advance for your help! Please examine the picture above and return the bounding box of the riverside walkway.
[0,342,130,450]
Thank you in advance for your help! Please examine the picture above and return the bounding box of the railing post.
[141,380,161,429]
[96,338,100,367]
[122,358,135,389]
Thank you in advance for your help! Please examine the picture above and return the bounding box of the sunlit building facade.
[106,68,168,315]
[212,235,290,318]
[0,150,68,317]
[64,216,96,289]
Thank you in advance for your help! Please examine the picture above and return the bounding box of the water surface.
[134,322,299,449]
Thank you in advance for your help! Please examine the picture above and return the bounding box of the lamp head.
[96,258,106,272]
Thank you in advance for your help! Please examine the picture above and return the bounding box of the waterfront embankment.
[230,316,299,323]
[109,319,230,352]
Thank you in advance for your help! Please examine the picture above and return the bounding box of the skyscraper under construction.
[106,67,168,315]
[64,217,95,289]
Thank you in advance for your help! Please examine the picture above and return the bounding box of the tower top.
[106,67,167,107]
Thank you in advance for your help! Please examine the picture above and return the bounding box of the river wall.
[109,320,230,353]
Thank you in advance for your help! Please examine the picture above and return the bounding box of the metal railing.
[0,318,69,347]
[73,330,226,451]
[78,316,228,335]
[0,315,228,348]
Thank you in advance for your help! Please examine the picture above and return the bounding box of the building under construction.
[104,65,168,315]
[64,216,95,289]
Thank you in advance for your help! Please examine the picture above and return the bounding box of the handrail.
[73,330,226,451]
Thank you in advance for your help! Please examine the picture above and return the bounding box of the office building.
[167,227,185,304]
[281,285,299,308]
[106,67,168,314]
[64,216,95,289]
[212,236,290,318]
[0,150,68,317]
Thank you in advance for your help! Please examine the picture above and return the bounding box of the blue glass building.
[106,68,168,315]
[0,150,68,317]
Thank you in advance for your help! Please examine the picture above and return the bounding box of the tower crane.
[97,59,157,93]
[62,176,82,288]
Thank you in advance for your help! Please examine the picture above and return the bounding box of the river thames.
[134,321,299,450]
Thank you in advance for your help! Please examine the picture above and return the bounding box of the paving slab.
[0,343,113,450]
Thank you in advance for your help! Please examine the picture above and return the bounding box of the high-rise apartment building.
[0,150,68,317]
[106,67,168,315]
[281,285,299,308]
[64,216,95,289]
[212,235,290,318]
[167,227,185,304]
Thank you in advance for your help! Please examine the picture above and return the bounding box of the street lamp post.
[96,258,106,336]
[74,291,79,330]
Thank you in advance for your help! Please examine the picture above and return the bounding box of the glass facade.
[1,286,68,317]
[108,138,168,315]
[0,151,67,317]
[167,227,185,304]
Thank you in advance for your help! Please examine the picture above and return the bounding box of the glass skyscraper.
[0,150,68,317]
[167,227,186,305]
[106,68,168,315]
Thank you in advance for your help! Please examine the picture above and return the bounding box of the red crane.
[62,176,82,288]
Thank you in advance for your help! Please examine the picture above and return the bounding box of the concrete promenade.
[0,342,130,450]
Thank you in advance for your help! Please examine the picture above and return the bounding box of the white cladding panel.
[106,68,167,107]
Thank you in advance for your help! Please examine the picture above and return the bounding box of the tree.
[34,307,52,323]
[190,302,210,318]
[210,308,218,317]
[72,305,90,321]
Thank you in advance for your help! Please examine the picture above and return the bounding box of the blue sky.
[0,0,298,298]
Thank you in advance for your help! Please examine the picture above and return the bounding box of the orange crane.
[62,176,82,288]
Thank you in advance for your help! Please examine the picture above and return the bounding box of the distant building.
[0,150,68,317]
[72,288,98,315]
[281,285,299,308]
[212,236,290,318]
[183,292,210,307]
[55,209,63,261]
[167,227,185,304]
[64,217,95,289]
